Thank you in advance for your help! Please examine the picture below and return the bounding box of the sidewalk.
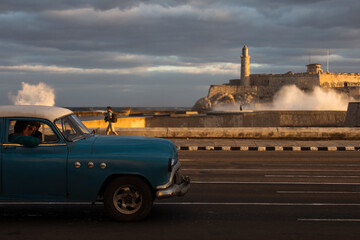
[169,139,360,151]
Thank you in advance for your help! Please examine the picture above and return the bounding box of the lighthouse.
[240,45,250,86]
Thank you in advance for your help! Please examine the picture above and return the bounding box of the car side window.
[8,120,59,144]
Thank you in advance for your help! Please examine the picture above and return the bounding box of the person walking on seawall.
[9,121,41,147]
[105,106,118,135]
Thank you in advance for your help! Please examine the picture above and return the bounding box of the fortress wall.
[250,75,270,86]
[200,71,360,110]
[319,73,360,87]
[331,86,360,100]
[208,85,258,98]
[250,73,320,90]
[255,86,278,102]
[268,74,320,89]
[349,87,360,99]
[209,75,319,103]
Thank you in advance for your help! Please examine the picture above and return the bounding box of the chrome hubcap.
[113,186,142,214]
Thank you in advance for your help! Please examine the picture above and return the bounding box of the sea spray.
[8,82,55,106]
[212,85,353,111]
[270,85,352,110]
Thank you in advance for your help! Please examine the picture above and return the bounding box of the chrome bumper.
[156,162,190,199]
[156,176,190,199]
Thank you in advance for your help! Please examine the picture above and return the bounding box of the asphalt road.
[1,151,360,240]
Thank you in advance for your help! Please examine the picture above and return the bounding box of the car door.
[0,118,3,195]
[0,118,68,200]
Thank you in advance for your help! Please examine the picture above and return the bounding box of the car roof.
[0,105,73,122]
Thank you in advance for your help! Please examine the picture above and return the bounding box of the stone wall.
[194,45,360,111]
[250,73,320,90]
[196,66,360,110]
[199,72,360,111]
[331,86,360,100]
[206,85,259,106]
[319,73,360,87]
[235,72,360,89]
[208,85,258,98]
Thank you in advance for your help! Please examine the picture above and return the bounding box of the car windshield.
[54,114,91,141]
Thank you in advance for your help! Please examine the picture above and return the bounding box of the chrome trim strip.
[39,143,67,147]
[2,143,22,147]
[156,161,181,190]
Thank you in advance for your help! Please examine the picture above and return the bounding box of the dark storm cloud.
[1,0,360,106]
[0,0,191,12]
[1,1,359,54]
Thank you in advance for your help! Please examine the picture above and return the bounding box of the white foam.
[213,85,353,111]
[9,82,55,106]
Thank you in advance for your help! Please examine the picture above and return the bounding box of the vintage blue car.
[0,105,190,221]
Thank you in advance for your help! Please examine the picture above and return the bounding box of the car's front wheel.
[103,176,153,221]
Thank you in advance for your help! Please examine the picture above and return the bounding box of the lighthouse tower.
[240,45,250,86]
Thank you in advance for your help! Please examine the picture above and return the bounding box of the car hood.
[90,135,177,158]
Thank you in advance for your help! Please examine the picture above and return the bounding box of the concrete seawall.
[79,110,347,128]
[79,108,359,140]
[82,118,146,128]
[88,127,360,140]
[147,111,346,127]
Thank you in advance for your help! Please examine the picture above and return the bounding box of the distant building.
[306,63,323,74]
[192,46,360,110]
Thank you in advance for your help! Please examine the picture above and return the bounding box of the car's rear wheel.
[103,176,153,221]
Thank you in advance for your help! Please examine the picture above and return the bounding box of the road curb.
[92,127,360,140]
[178,146,360,151]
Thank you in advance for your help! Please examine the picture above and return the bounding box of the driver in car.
[9,121,41,147]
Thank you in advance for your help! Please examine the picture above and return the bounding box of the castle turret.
[240,45,250,86]
[306,63,323,74]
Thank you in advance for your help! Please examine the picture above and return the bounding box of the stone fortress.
[193,45,360,110]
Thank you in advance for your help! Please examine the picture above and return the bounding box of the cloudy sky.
[1,0,360,107]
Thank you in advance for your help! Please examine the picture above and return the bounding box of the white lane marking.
[298,218,360,222]
[277,191,360,194]
[191,181,360,185]
[265,175,360,178]
[2,202,360,207]
[183,168,360,172]
[262,164,360,167]
[155,202,360,206]
[0,202,100,205]
[180,159,194,162]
